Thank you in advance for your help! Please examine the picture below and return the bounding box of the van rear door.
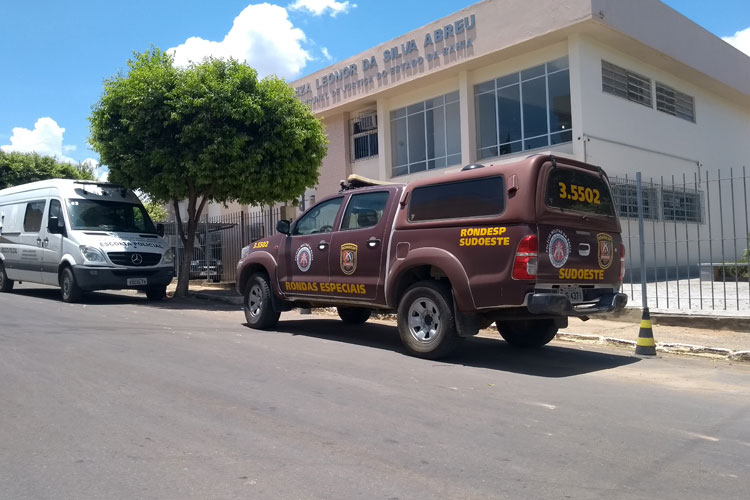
[535,160,622,295]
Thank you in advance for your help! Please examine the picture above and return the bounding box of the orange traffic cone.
[635,307,657,356]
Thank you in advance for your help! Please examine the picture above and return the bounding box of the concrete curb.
[556,332,748,362]
[190,291,243,306]
[612,307,750,333]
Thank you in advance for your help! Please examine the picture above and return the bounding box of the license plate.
[559,286,583,303]
[127,278,148,286]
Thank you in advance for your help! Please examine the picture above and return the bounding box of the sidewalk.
[172,282,750,362]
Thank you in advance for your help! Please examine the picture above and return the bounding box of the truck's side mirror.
[276,219,291,235]
[48,216,66,235]
[156,223,165,237]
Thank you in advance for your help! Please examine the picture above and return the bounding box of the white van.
[0,179,174,302]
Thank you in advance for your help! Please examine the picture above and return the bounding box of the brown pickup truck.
[236,154,627,358]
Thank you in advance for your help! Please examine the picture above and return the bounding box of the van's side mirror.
[156,223,165,237]
[48,216,66,235]
[276,219,291,235]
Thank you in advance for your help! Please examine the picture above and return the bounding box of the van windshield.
[67,199,157,233]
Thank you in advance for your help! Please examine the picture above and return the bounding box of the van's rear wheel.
[397,281,460,359]
[60,267,83,303]
[0,262,14,292]
[337,307,371,324]
[497,319,558,348]
[244,272,280,330]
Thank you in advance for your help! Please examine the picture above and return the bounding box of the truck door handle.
[318,240,328,251]
[367,237,381,248]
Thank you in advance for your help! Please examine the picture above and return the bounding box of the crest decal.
[547,229,571,269]
[597,233,613,270]
[340,243,358,275]
[295,244,313,272]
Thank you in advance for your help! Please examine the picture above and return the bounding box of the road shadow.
[7,285,242,312]
[259,318,640,378]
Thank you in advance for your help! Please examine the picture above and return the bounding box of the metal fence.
[613,167,750,312]
[164,207,283,284]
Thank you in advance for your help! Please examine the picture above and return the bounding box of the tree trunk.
[172,190,209,298]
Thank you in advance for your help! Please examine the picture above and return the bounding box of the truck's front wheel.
[397,281,460,359]
[244,272,280,330]
[496,319,558,348]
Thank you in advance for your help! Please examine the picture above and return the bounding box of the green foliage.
[89,47,327,207]
[0,150,95,190]
[144,201,168,223]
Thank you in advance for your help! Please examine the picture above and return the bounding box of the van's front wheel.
[146,286,167,301]
[0,262,14,292]
[60,267,83,303]
[497,319,558,348]
[397,281,460,359]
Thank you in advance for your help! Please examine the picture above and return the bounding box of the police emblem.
[340,243,358,275]
[597,233,613,270]
[547,229,571,269]
[295,244,313,272]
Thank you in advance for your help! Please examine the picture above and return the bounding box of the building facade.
[288,0,750,270]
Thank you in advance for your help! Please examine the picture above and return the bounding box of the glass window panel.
[475,80,495,95]
[548,70,571,133]
[524,136,549,150]
[392,165,408,177]
[499,141,522,156]
[425,95,444,109]
[390,108,406,120]
[475,92,498,151]
[407,102,424,115]
[410,162,427,173]
[434,157,447,168]
[446,154,462,166]
[521,65,545,81]
[407,111,426,163]
[341,191,390,230]
[547,56,569,72]
[445,101,461,156]
[293,197,343,235]
[409,177,505,222]
[522,77,548,139]
[426,107,446,160]
[23,200,45,232]
[391,117,408,167]
[497,84,522,144]
[445,91,460,103]
[496,73,519,88]
[478,146,499,160]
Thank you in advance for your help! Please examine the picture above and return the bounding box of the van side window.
[408,177,505,222]
[23,200,46,232]
[341,191,390,230]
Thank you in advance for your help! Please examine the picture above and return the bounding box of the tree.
[144,201,168,223]
[0,150,95,190]
[89,48,327,296]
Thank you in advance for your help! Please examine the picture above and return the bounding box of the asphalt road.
[1,284,749,500]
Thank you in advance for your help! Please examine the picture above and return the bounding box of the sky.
[1,0,748,178]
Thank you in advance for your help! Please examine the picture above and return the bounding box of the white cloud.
[289,0,356,17]
[1,117,76,163]
[321,46,332,61]
[722,27,750,56]
[168,3,310,79]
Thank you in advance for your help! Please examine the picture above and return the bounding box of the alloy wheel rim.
[407,297,441,343]
[247,284,263,318]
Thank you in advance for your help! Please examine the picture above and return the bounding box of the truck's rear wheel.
[0,262,14,292]
[244,272,280,330]
[497,319,558,348]
[60,267,83,303]
[337,307,371,324]
[397,281,459,359]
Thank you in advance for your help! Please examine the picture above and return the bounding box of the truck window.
[23,200,46,232]
[408,177,505,222]
[545,167,615,216]
[341,191,389,230]
[293,197,343,235]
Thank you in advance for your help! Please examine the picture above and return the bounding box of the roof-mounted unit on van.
[74,180,128,198]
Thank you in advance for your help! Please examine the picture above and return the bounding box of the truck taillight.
[512,235,538,280]
[619,243,626,282]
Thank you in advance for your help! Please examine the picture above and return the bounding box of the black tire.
[397,280,460,359]
[497,319,558,348]
[60,267,83,303]
[244,272,280,329]
[337,307,371,324]
[0,262,14,292]
[146,286,167,301]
